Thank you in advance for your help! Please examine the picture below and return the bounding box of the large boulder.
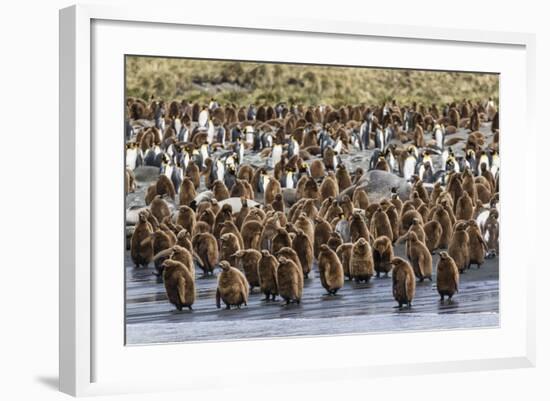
[133,166,160,183]
[340,169,410,203]
[217,197,261,214]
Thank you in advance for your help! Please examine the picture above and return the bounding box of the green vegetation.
[126,56,499,107]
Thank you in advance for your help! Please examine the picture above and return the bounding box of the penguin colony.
[127,97,499,311]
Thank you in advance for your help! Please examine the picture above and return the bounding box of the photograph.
[124,56,500,345]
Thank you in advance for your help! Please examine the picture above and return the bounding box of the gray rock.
[133,166,160,183]
[341,170,410,203]
[217,197,261,213]
[282,188,297,206]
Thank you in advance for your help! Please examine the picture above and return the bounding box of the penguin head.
[219,261,231,271]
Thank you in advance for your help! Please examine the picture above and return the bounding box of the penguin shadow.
[438,299,459,310]
[279,300,302,309]
[321,292,343,301]
[196,272,218,280]
[130,266,156,281]
[169,307,194,314]
[351,281,373,290]
[393,304,414,313]
[303,275,316,287]
[35,376,58,391]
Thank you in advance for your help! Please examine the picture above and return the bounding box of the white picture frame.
[59,3,536,397]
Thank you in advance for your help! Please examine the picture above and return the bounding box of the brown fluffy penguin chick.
[423,220,443,254]
[291,229,313,279]
[323,146,337,171]
[455,191,474,221]
[276,247,303,281]
[430,182,443,207]
[220,220,244,249]
[192,232,219,276]
[156,174,176,200]
[260,214,281,251]
[176,206,196,236]
[466,220,488,269]
[179,177,197,206]
[327,231,343,252]
[162,259,195,311]
[184,161,200,189]
[439,198,456,226]
[272,227,292,254]
[131,211,154,268]
[232,249,261,292]
[276,256,303,305]
[294,213,315,246]
[219,233,241,268]
[194,221,211,234]
[391,257,416,309]
[476,182,492,204]
[318,197,333,219]
[258,250,279,301]
[317,244,345,295]
[384,204,400,242]
[404,231,433,282]
[150,230,176,274]
[213,204,233,239]
[340,195,354,219]
[433,205,453,249]
[462,168,478,204]
[150,195,171,223]
[448,222,470,273]
[144,183,158,205]
[197,208,215,232]
[170,244,195,276]
[313,216,332,259]
[350,237,375,283]
[176,229,193,251]
[319,174,339,203]
[309,159,325,179]
[412,177,430,205]
[335,164,352,192]
[234,197,250,229]
[436,251,459,303]
[303,176,320,200]
[399,209,423,236]
[216,261,249,309]
[371,206,394,240]
[212,180,230,201]
[264,176,282,205]
[373,235,394,278]
[301,199,319,220]
[271,193,285,213]
[324,199,344,223]
[336,243,353,280]
[353,187,370,211]
[349,211,369,242]
[241,219,264,250]
[405,218,426,248]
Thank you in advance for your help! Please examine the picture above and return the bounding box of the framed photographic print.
[59,3,536,397]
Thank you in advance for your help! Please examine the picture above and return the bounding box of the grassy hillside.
[126,56,499,108]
